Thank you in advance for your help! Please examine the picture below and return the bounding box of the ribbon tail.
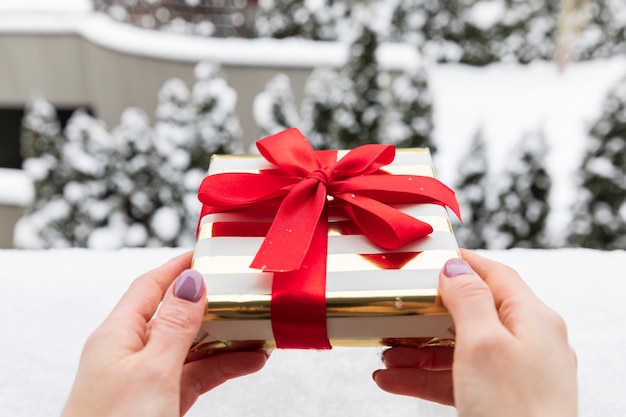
[250,178,327,272]
[271,205,331,349]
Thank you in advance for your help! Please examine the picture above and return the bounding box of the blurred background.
[1,0,625,250]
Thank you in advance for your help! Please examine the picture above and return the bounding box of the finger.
[382,346,454,371]
[108,251,193,324]
[372,368,453,405]
[439,257,503,341]
[179,351,269,415]
[90,252,193,353]
[460,250,549,336]
[145,269,207,369]
[460,249,538,310]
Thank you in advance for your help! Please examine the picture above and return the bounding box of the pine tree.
[253,73,300,140]
[190,60,243,168]
[60,110,120,248]
[183,61,243,246]
[153,78,195,246]
[454,128,490,249]
[572,0,626,62]
[255,0,356,41]
[568,77,626,249]
[383,66,435,151]
[20,95,65,209]
[254,0,626,65]
[152,64,243,247]
[334,24,385,148]
[488,128,552,249]
[255,0,323,39]
[300,66,343,150]
[109,107,162,247]
[388,0,427,45]
[14,96,69,248]
[15,66,243,249]
[15,108,121,249]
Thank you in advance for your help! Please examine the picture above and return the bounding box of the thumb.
[146,269,206,368]
[439,258,502,340]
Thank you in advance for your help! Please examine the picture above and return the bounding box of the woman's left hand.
[61,251,269,417]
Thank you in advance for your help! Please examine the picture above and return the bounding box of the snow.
[466,1,506,31]
[3,57,626,242]
[0,0,91,13]
[151,206,181,242]
[1,4,624,414]
[0,248,624,416]
[0,7,420,70]
[428,57,626,239]
[0,168,33,206]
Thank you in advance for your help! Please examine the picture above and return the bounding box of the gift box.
[190,128,461,352]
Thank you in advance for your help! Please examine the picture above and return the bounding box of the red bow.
[198,128,460,349]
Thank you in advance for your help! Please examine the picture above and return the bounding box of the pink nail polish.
[443,258,474,278]
[174,269,204,301]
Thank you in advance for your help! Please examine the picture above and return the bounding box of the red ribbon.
[198,128,461,349]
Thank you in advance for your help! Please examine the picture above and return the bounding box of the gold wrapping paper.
[191,148,460,352]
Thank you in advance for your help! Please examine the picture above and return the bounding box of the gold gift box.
[191,148,459,352]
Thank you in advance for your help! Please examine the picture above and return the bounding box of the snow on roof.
[0,0,92,13]
[0,168,33,206]
[0,8,420,70]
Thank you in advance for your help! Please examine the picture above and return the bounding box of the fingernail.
[380,349,389,366]
[174,269,205,302]
[372,369,382,382]
[443,258,474,278]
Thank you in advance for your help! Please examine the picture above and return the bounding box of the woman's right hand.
[374,249,578,417]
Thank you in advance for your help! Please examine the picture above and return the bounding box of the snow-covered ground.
[1,248,623,416]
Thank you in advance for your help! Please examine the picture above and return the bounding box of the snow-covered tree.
[14,96,69,249]
[299,29,437,151]
[453,128,490,249]
[488,128,552,249]
[190,61,243,166]
[333,24,386,148]
[255,0,357,40]
[253,73,300,140]
[15,109,120,249]
[256,0,626,66]
[568,76,626,249]
[150,61,243,246]
[255,0,323,39]
[15,60,242,249]
[387,0,427,46]
[183,61,243,244]
[109,107,163,247]
[382,66,435,151]
[573,0,626,62]
[19,95,65,209]
[60,111,120,248]
[300,66,343,150]
[151,78,194,246]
